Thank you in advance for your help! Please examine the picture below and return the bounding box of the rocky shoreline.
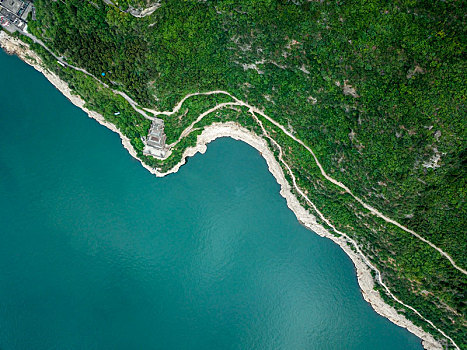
[0,31,443,350]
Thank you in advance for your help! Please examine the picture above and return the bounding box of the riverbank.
[0,31,442,350]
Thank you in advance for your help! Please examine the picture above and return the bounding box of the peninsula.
[0,0,465,349]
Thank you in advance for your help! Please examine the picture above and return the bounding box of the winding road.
[152,92,462,349]
[149,90,467,276]
[22,31,154,121]
[19,31,462,349]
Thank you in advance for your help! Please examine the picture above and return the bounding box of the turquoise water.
[0,50,422,349]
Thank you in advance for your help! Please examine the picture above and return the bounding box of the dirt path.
[29,36,463,276]
[3,26,458,350]
[163,98,460,349]
[165,99,461,349]
[167,101,242,147]
[162,90,466,278]
[248,112,460,350]
[34,0,465,278]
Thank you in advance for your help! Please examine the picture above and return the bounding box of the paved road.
[22,30,155,121]
[21,29,467,278]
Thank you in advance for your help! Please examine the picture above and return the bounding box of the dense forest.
[21,0,466,348]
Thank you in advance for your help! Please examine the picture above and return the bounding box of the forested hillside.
[23,0,466,347]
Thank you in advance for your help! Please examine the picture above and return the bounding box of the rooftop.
[0,0,31,32]
[0,0,21,15]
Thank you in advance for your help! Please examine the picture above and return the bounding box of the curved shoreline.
[0,31,443,350]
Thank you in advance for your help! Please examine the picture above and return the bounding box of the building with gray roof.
[0,0,32,33]
[143,118,168,158]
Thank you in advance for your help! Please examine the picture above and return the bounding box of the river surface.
[0,50,422,349]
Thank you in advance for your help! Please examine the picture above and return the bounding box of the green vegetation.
[161,94,235,144]
[109,0,157,10]
[22,0,466,347]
